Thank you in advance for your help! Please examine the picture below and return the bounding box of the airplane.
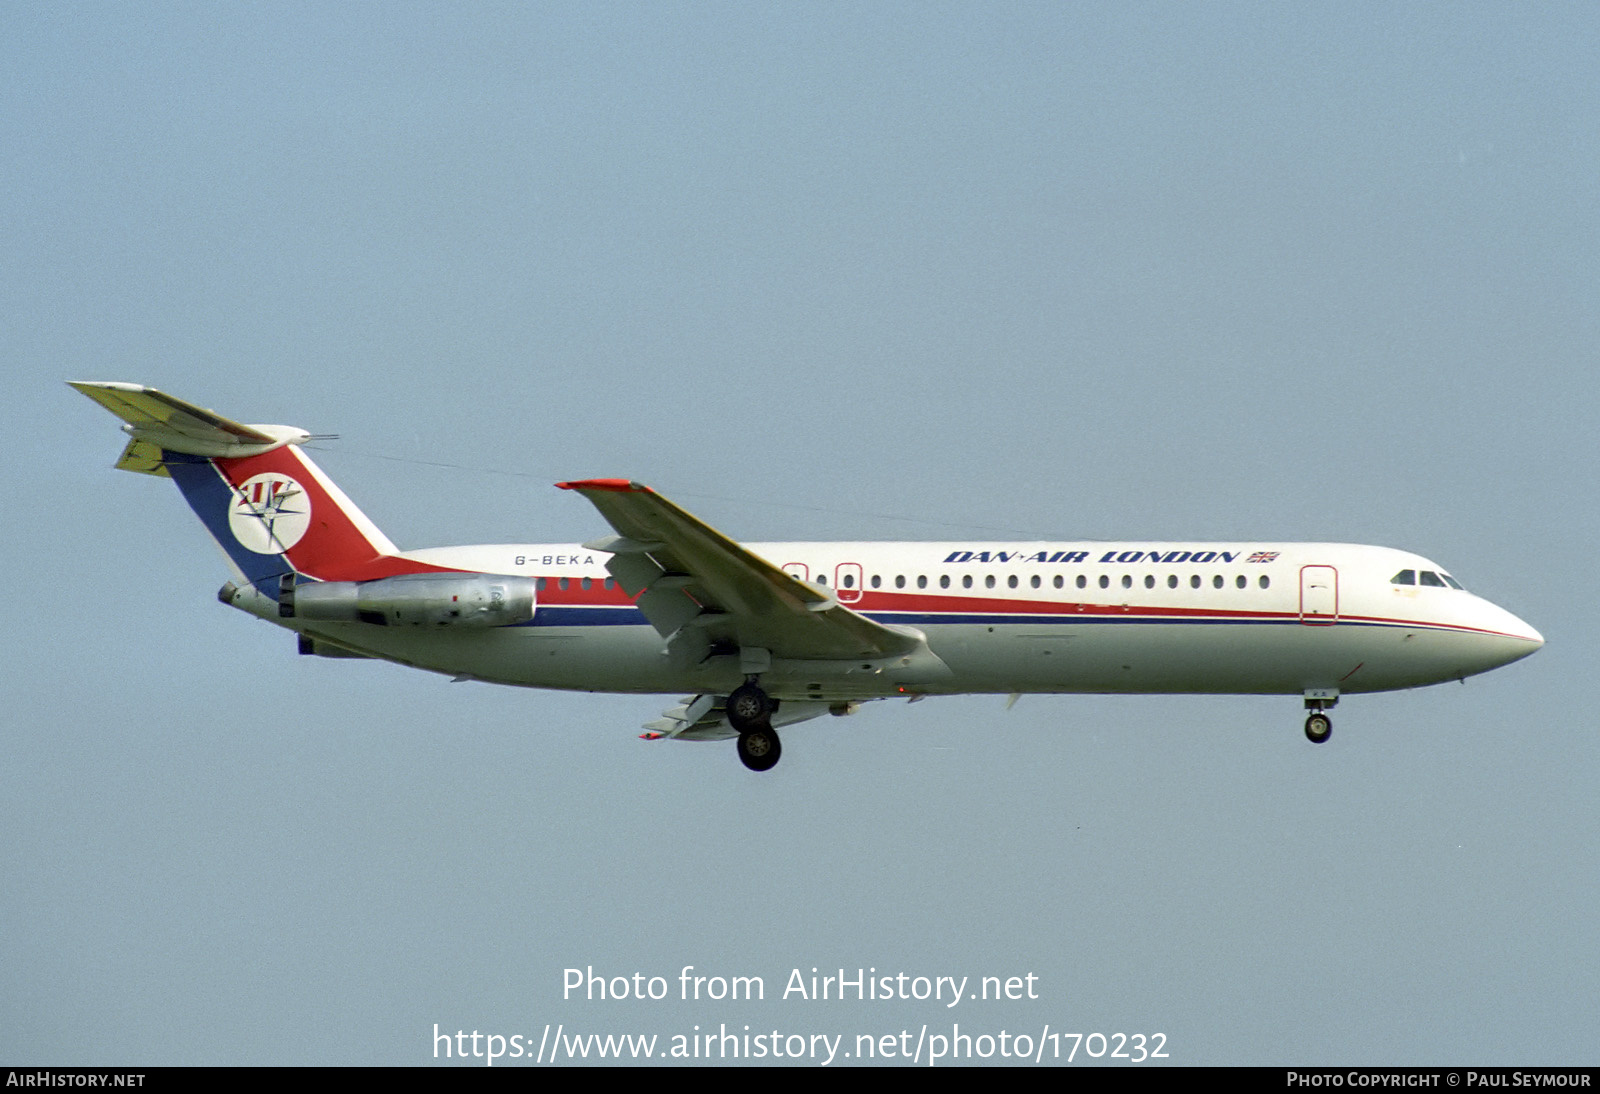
[71,381,1544,771]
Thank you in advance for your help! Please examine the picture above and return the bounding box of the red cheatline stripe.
[533,581,1528,638]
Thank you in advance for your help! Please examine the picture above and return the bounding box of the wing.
[556,479,918,660]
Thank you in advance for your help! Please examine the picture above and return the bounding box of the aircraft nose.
[1477,600,1544,666]
[1515,617,1545,648]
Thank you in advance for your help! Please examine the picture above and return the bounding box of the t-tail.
[70,382,412,594]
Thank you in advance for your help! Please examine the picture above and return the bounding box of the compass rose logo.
[228,473,311,554]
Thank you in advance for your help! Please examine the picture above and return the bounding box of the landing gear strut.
[728,679,781,772]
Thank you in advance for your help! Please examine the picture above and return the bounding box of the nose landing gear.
[1303,688,1338,744]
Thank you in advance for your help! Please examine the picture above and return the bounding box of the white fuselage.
[244,539,1543,703]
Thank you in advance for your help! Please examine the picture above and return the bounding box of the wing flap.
[640,694,841,742]
[637,584,704,636]
[643,694,735,741]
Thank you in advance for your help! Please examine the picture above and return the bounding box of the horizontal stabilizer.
[70,381,312,461]
[113,438,171,477]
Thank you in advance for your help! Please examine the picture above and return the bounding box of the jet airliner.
[73,382,1544,771]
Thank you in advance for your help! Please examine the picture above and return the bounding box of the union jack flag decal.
[1247,551,1280,563]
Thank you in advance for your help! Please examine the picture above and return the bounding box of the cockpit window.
[1394,567,1466,590]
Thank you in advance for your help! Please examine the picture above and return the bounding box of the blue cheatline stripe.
[164,453,293,594]
[523,606,648,627]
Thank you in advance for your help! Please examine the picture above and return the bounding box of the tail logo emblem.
[229,473,311,554]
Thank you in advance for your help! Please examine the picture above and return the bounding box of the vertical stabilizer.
[72,382,427,593]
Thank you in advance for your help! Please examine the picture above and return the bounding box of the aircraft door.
[835,562,864,604]
[1299,565,1338,625]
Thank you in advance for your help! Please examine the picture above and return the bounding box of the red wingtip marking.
[556,478,643,493]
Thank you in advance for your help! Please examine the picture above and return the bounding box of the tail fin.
[71,382,412,590]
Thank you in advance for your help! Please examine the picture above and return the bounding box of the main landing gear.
[728,680,781,772]
[1303,689,1337,745]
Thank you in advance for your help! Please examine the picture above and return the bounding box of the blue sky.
[5,2,1596,1065]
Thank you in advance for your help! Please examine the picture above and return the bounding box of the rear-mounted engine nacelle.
[279,573,536,627]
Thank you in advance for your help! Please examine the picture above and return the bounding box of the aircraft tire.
[1304,713,1332,744]
[726,684,774,732]
[737,726,781,772]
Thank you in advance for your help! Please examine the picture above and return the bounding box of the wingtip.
[556,478,648,493]
[68,380,147,395]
